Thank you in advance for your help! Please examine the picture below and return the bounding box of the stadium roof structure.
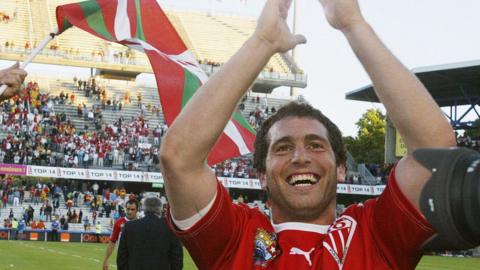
[0,0,307,93]
[345,60,480,129]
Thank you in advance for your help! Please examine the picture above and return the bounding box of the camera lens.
[414,147,480,250]
[462,155,480,242]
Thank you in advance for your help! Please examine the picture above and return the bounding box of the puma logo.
[289,247,315,266]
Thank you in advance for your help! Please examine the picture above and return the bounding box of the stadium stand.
[0,0,382,237]
[0,178,128,233]
[0,0,297,76]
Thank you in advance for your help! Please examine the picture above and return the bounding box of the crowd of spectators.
[0,9,16,23]
[213,156,258,179]
[237,95,277,130]
[456,133,480,151]
[0,79,169,172]
[0,75,400,189]
[1,178,143,234]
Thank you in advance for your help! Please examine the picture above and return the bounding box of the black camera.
[413,147,480,251]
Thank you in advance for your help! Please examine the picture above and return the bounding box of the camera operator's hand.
[0,62,27,100]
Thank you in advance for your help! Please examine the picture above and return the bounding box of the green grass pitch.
[0,241,197,270]
[0,240,478,269]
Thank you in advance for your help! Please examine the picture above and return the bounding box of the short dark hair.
[125,199,139,210]
[253,101,346,173]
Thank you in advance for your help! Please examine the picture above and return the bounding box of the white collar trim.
[272,222,329,234]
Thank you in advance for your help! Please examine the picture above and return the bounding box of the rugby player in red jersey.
[160,0,456,269]
[102,199,139,270]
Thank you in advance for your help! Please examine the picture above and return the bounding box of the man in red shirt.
[160,0,456,269]
[102,199,138,270]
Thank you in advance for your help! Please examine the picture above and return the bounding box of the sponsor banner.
[0,163,27,175]
[23,165,385,195]
[218,177,261,190]
[58,167,88,179]
[61,233,70,242]
[27,166,59,177]
[374,185,386,195]
[249,179,262,189]
[87,169,117,181]
[82,233,109,243]
[115,170,144,182]
[226,178,251,189]
[218,178,227,188]
[30,232,38,241]
[143,172,164,183]
[25,166,164,183]
[0,230,8,240]
[337,184,349,194]
[337,184,386,195]
[348,184,375,195]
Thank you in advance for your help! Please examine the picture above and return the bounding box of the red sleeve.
[109,219,122,243]
[370,165,434,269]
[167,181,247,270]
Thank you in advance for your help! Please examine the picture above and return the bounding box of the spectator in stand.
[11,218,18,240]
[78,209,83,224]
[59,215,66,228]
[83,215,90,231]
[37,219,45,230]
[72,209,78,223]
[62,219,69,231]
[92,182,99,196]
[44,202,52,222]
[51,218,60,241]
[30,219,37,229]
[17,219,25,240]
[95,221,102,243]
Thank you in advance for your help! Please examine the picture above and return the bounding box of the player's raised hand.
[0,62,27,100]
[319,0,366,32]
[254,0,306,53]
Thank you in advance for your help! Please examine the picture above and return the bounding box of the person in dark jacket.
[117,197,183,270]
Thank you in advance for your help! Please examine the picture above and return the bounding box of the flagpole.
[0,27,59,96]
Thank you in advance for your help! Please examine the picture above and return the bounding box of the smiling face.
[125,202,138,220]
[261,116,344,224]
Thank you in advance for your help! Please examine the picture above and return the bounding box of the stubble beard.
[268,172,337,223]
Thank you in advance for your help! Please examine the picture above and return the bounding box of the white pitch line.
[72,254,81,258]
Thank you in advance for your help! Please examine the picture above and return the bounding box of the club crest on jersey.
[323,215,357,270]
[253,228,280,266]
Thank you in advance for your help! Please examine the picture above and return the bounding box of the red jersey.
[109,217,128,243]
[167,169,433,270]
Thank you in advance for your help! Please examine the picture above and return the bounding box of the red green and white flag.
[56,0,256,165]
